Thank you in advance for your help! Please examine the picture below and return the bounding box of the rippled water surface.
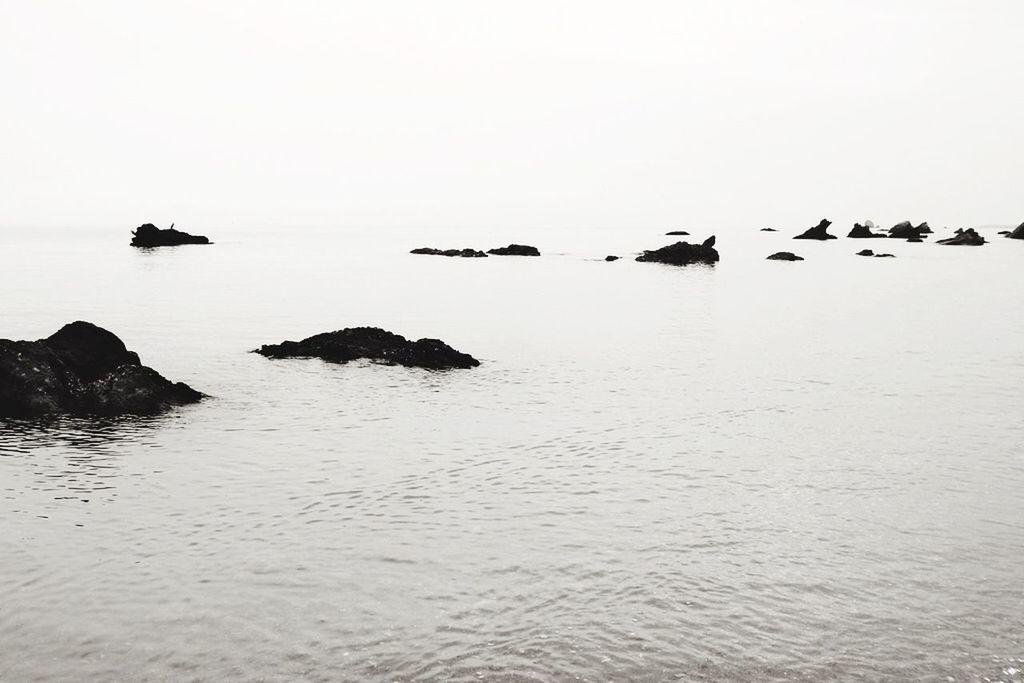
[2,225,1023,681]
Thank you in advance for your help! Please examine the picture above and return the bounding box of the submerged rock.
[665,230,690,236]
[131,223,210,247]
[848,223,886,238]
[604,255,620,261]
[487,244,540,256]
[875,253,896,258]
[410,247,488,258]
[937,228,986,246]
[793,219,837,240]
[760,228,778,232]
[636,236,719,266]
[767,251,804,261]
[0,322,203,417]
[1006,222,1024,239]
[254,327,479,370]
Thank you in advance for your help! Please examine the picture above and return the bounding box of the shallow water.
[1,225,1023,681]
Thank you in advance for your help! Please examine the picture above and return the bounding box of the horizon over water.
[2,224,1023,681]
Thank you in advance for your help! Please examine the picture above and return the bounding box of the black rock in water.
[848,223,886,238]
[761,228,778,232]
[410,247,488,258]
[875,253,896,258]
[937,228,986,246]
[254,327,479,370]
[665,230,690,236]
[604,255,620,261]
[888,221,928,241]
[487,244,540,256]
[767,251,804,261]
[0,322,204,417]
[793,219,837,240]
[857,249,875,256]
[636,236,719,266]
[1006,222,1024,239]
[131,223,210,247]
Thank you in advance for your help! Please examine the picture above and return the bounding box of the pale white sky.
[2,1,1021,230]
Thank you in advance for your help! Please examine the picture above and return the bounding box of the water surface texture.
[2,226,1022,681]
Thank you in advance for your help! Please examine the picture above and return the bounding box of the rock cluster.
[411,248,488,257]
[0,322,203,417]
[936,228,985,246]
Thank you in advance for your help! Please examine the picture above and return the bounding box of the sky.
[2,0,1022,231]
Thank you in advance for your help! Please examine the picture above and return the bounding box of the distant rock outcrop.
[888,221,930,241]
[0,322,204,417]
[767,251,804,261]
[1006,222,1024,239]
[665,230,690,236]
[848,223,886,238]
[635,236,719,266]
[937,228,986,246]
[254,327,480,370]
[131,223,210,247]
[487,244,540,256]
[410,247,488,258]
[604,255,620,261]
[793,219,837,240]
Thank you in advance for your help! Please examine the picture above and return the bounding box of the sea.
[1,224,1022,681]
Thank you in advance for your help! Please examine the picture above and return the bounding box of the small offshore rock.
[936,228,985,246]
[888,221,929,241]
[411,247,488,258]
[767,251,804,261]
[856,249,875,256]
[874,253,896,258]
[635,236,719,266]
[487,244,540,256]
[793,219,837,240]
[604,255,620,261]
[254,327,479,370]
[0,321,203,417]
[848,223,886,238]
[665,230,690,236]
[760,228,778,232]
[131,223,210,247]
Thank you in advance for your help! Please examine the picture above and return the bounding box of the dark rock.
[131,223,210,247]
[767,251,804,261]
[856,249,875,256]
[254,327,479,370]
[0,322,203,417]
[888,221,928,241]
[604,255,620,261]
[487,244,540,256]
[1005,222,1024,239]
[760,228,778,232]
[999,230,1011,235]
[665,230,690,236]
[874,253,896,258]
[936,228,985,246]
[848,223,886,238]
[411,247,488,258]
[635,236,719,266]
[793,219,837,240]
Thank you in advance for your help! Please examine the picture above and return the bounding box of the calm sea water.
[1,225,1022,682]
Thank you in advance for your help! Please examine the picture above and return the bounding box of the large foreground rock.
[937,228,986,246]
[411,247,488,258]
[487,244,540,256]
[131,223,210,247]
[0,322,204,417]
[636,236,719,266]
[254,327,480,370]
[794,219,837,240]
[1005,222,1024,239]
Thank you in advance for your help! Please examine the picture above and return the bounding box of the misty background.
[2,0,1021,231]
